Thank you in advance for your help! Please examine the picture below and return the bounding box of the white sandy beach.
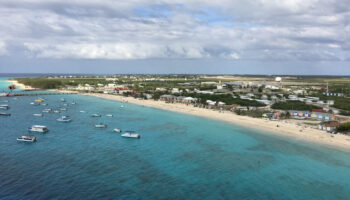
[6,80,33,90]
[85,93,350,151]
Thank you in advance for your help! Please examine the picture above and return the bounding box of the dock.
[4,92,78,97]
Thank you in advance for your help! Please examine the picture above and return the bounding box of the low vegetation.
[16,78,63,89]
[271,101,321,111]
[337,122,350,133]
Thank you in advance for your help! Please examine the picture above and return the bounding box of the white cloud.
[0,0,349,61]
[0,41,7,55]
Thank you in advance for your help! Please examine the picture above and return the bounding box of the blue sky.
[0,0,349,74]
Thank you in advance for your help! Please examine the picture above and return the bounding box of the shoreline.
[84,92,350,151]
[6,80,33,90]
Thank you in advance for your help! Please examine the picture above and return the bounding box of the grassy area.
[271,101,321,111]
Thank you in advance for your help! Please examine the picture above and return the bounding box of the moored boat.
[33,113,43,117]
[0,93,9,97]
[60,98,65,102]
[0,104,9,109]
[95,123,107,128]
[106,114,113,117]
[17,136,36,143]
[0,113,11,116]
[113,128,122,133]
[121,131,140,138]
[28,125,48,133]
[57,116,72,122]
[42,108,52,113]
[91,114,101,117]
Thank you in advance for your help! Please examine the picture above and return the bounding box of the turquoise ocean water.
[1,78,350,200]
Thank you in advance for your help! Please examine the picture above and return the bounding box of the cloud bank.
[0,0,349,62]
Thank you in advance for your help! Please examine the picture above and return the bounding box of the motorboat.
[113,128,122,133]
[63,103,68,107]
[57,116,72,122]
[0,113,11,116]
[0,93,9,97]
[42,103,48,106]
[91,114,101,117]
[60,108,67,111]
[0,100,9,103]
[95,123,107,128]
[71,102,76,105]
[54,110,60,113]
[0,104,9,110]
[121,131,140,138]
[120,105,124,108]
[60,98,66,102]
[80,110,86,113]
[106,114,113,117]
[33,113,43,117]
[28,125,48,133]
[35,99,43,103]
[42,108,52,113]
[17,136,36,143]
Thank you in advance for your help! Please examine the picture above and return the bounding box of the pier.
[4,92,78,97]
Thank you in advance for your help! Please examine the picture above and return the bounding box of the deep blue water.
[1,78,350,200]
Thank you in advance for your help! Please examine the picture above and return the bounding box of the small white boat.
[63,103,68,107]
[95,123,107,128]
[0,93,9,97]
[0,100,9,103]
[42,108,52,113]
[60,108,67,111]
[57,116,72,122]
[91,114,101,117]
[54,110,60,113]
[120,105,124,108]
[121,131,140,139]
[30,102,35,105]
[106,114,113,117]
[60,98,66,102]
[33,113,43,117]
[71,102,76,105]
[28,125,48,133]
[17,136,36,143]
[80,110,86,113]
[42,103,48,106]
[0,105,9,110]
[113,128,122,133]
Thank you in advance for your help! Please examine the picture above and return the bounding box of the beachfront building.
[182,97,198,103]
[318,121,341,132]
[171,88,181,94]
[289,109,335,121]
[262,113,274,119]
[206,100,216,106]
[160,95,176,102]
[311,109,335,121]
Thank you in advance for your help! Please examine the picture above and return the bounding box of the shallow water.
[1,78,350,200]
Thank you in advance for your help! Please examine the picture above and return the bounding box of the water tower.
[275,77,282,89]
